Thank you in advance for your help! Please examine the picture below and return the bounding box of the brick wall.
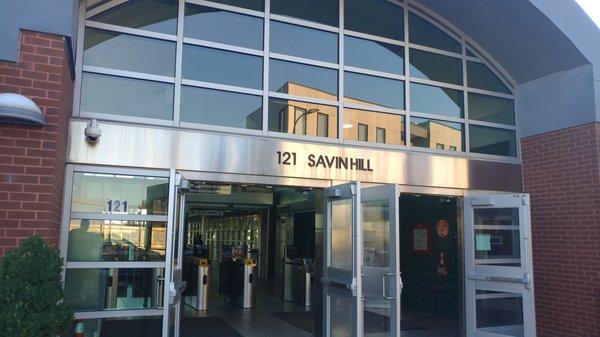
[0,30,73,256]
[522,122,600,337]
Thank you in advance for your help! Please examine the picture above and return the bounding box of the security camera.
[84,119,101,144]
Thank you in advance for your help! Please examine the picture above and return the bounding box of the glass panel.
[182,44,262,89]
[345,72,404,110]
[345,36,404,75]
[76,316,162,337]
[271,0,338,26]
[181,86,262,130]
[467,61,511,94]
[208,0,264,11]
[469,125,517,157]
[84,28,175,76]
[411,83,463,118]
[345,0,404,41]
[410,117,464,151]
[270,21,338,63]
[409,13,461,53]
[474,208,521,266]
[64,268,164,311]
[67,219,166,261]
[71,172,169,215]
[269,59,338,99]
[184,4,263,50]
[81,73,174,120]
[474,229,521,266]
[330,198,352,270]
[344,109,405,145]
[329,295,354,337]
[468,93,515,125]
[363,200,390,268]
[363,198,392,337]
[410,49,463,85]
[268,98,337,138]
[87,0,178,35]
[476,290,524,337]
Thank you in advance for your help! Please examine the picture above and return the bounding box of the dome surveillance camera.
[84,119,101,144]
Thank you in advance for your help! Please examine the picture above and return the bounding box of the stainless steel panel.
[68,120,522,191]
[468,160,523,192]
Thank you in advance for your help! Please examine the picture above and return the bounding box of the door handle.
[381,273,395,300]
[155,276,165,308]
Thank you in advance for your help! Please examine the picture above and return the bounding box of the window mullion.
[173,0,185,126]
[404,4,411,149]
[262,0,270,134]
[338,0,344,143]
[462,37,470,154]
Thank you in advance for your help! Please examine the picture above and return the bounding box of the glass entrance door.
[164,171,188,337]
[323,182,361,337]
[464,194,536,337]
[362,184,401,337]
[322,182,401,337]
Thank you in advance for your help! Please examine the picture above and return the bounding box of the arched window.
[78,0,516,158]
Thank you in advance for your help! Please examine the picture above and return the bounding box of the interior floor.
[400,312,460,337]
[180,279,460,337]
[182,279,314,337]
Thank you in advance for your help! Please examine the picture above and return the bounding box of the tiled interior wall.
[399,194,461,321]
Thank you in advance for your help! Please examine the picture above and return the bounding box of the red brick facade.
[0,30,73,256]
[522,122,600,337]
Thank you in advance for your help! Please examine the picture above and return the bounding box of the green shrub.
[0,235,73,337]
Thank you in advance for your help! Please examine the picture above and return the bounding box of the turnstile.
[219,257,257,308]
[195,259,210,310]
[283,258,315,306]
[234,258,256,308]
[183,257,210,311]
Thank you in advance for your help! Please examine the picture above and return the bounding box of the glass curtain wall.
[63,169,171,336]
[79,0,517,158]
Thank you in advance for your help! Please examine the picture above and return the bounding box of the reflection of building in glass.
[344,109,404,145]
[245,107,262,130]
[264,82,405,143]
[271,82,338,138]
[411,120,462,151]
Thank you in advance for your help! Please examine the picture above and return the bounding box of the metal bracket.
[175,173,190,192]
[350,277,357,297]
[324,188,342,198]
[350,183,356,196]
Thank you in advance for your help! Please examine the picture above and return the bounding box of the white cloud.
[575,0,600,28]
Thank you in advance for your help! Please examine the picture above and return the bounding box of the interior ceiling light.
[0,93,45,126]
